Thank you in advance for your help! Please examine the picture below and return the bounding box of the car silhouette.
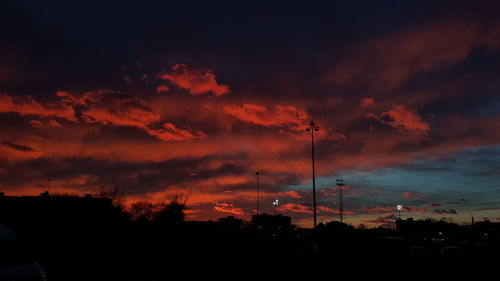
[438,246,466,264]
[409,246,433,263]
[0,224,47,281]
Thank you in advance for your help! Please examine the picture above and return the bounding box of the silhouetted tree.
[95,186,127,208]
[129,201,156,221]
[153,194,188,223]
[128,194,188,223]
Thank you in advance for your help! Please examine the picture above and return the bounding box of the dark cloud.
[1,140,35,152]
[434,209,458,214]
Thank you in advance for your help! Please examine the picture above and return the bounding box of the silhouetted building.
[396,218,459,238]
[251,213,292,230]
[0,192,125,231]
[475,219,500,239]
[218,216,244,229]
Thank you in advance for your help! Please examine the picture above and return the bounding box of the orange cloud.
[403,192,425,199]
[156,84,170,93]
[158,64,229,96]
[278,190,301,199]
[370,105,430,134]
[224,103,310,130]
[213,202,244,215]
[278,203,313,214]
[361,98,374,107]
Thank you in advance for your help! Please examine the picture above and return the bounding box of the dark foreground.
[10,222,500,281]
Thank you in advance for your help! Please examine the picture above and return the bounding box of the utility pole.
[256,172,260,214]
[336,179,344,223]
[306,122,319,228]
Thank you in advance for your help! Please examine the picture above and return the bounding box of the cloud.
[278,203,313,214]
[434,209,458,214]
[370,105,430,135]
[158,64,229,96]
[29,120,43,128]
[145,123,206,141]
[328,19,500,91]
[318,205,355,215]
[362,214,398,228]
[156,84,170,93]
[0,93,75,121]
[213,202,244,215]
[361,205,394,213]
[402,206,429,213]
[361,98,374,107]
[223,103,310,130]
[278,190,301,199]
[403,191,425,199]
[1,140,36,152]
[0,90,206,143]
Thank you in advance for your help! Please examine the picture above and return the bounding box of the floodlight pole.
[256,172,260,214]
[306,122,319,228]
[337,179,344,223]
[273,199,279,216]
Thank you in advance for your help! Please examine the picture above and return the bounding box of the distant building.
[0,192,124,230]
[218,216,244,229]
[475,219,500,239]
[251,213,292,230]
[396,218,459,238]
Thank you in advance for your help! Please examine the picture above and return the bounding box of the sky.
[1,0,500,228]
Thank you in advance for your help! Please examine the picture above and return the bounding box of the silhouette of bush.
[128,194,188,223]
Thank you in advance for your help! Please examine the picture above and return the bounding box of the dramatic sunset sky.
[1,1,500,227]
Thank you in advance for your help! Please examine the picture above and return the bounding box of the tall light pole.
[306,122,319,228]
[397,205,403,220]
[256,172,260,214]
[336,179,344,223]
[47,179,52,194]
[273,199,279,216]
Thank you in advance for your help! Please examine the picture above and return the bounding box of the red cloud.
[403,192,425,199]
[360,98,374,107]
[29,120,43,128]
[155,84,170,93]
[213,202,244,215]
[369,105,430,135]
[158,64,229,96]
[145,123,206,141]
[278,203,313,214]
[278,190,301,199]
[224,103,310,130]
[0,93,75,121]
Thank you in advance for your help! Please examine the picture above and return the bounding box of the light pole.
[336,179,344,223]
[397,205,403,220]
[47,179,51,194]
[256,172,260,214]
[273,199,279,216]
[306,122,319,228]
